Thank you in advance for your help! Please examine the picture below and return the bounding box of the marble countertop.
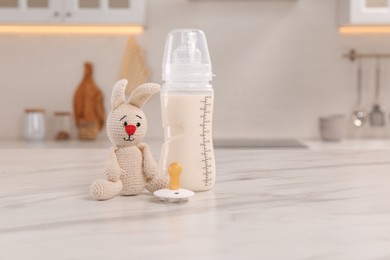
[1,148,390,260]
[4,138,390,150]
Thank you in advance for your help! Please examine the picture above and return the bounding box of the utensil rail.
[344,49,390,61]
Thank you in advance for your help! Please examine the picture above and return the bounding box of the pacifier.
[153,162,195,202]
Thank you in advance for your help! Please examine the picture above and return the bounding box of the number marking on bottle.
[200,96,213,186]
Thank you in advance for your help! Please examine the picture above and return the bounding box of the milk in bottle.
[160,29,215,191]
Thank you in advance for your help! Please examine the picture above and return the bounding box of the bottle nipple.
[168,162,182,190]
[172,31,201,64]
[162,29,213,82]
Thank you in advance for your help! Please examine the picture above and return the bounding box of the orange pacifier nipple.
[153,162,195,202]
[168,162,182,190]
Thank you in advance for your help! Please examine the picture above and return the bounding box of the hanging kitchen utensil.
[119,37,149,97]
[352,59,367,127]
[369,57,385,127]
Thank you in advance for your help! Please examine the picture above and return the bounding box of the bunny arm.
[137,143,158,180]
[104,146,123,182]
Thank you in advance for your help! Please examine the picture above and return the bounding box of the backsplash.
[2,0,390,140]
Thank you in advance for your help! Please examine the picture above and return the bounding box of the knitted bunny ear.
[111,79,127,110]
[127,83,161,108]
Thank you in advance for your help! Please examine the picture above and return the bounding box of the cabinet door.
[351,0,390,24]
[0,0,62,23]
[63,0,145,25]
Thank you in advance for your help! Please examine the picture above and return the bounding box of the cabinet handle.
[66,12,72,17]
[53,11,59,17]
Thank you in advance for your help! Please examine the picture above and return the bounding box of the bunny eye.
[136,122,141,127]
[124,121,128,127]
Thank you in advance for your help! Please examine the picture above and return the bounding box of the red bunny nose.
[125,125,137,135]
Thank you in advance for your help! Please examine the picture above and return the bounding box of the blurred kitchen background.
[2,0,390,148]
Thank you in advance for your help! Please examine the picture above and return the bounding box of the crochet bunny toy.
[90,79,168,200]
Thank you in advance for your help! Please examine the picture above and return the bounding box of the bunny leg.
[90,179,123,200]
[145,174,169,193]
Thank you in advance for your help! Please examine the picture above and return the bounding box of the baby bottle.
[160,29,215,191]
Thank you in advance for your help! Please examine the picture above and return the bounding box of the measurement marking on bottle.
[200,96,213,186]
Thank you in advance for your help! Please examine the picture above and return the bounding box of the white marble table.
[1,148,390,260]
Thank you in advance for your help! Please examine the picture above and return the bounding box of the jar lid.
[25,108,45,113]
[54,111,71,116]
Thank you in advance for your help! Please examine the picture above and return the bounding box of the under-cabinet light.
[0,25,143,35]
[339,26,390,34]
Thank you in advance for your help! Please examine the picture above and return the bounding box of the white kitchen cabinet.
[0,0,61,23]
[339,0,390,25]
[63,0,145,24]
[0,0,145,25]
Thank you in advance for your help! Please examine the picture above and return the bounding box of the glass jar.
[53,112,71,140]
[24,108,46,141]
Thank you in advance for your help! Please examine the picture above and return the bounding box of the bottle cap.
[162,29,212,82]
